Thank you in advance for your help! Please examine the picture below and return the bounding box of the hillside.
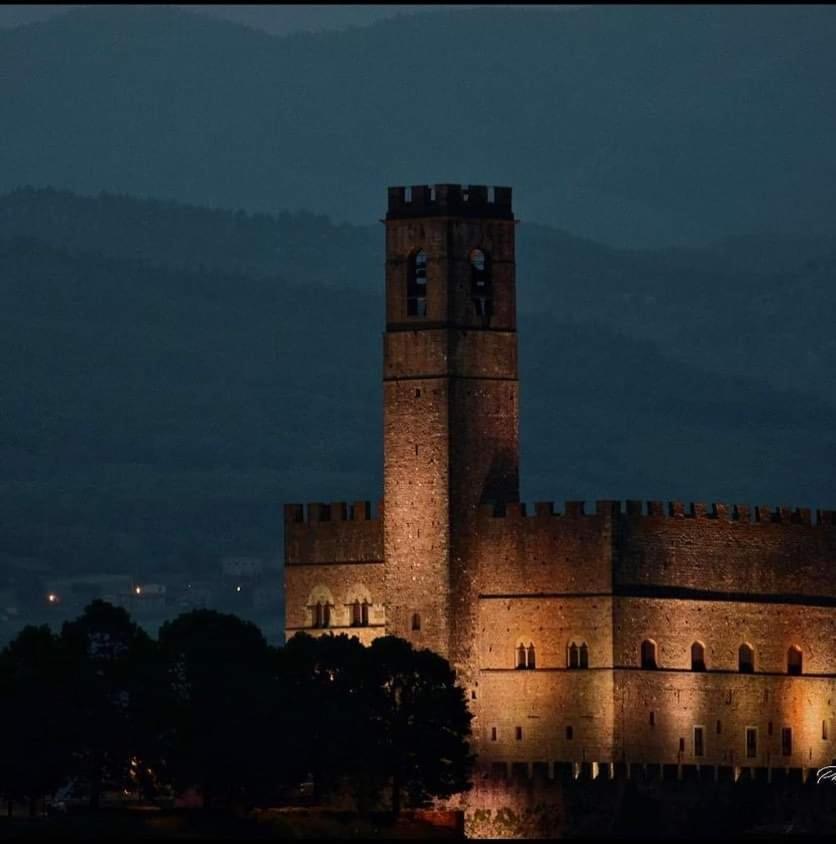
[2,233,835,583]
[4,187,835,408]
[1,5,836,246]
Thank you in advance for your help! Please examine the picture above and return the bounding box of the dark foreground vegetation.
[0,602,473,819]
[0,808,461,840]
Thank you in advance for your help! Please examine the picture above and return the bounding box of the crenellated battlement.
[478,499,836,526]
[284,500,382,525]
[386,183,514,220]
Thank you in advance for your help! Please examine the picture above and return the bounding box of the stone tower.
[382,184,520,673]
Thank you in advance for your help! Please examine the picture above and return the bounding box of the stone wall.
[284,501,384,643]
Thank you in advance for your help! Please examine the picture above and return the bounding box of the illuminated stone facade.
[284,184,836,785]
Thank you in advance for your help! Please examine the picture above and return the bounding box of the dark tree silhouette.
[279,632,372,806]
[365,636,474,816]
[156,609,283,808]
[0,602,475,818]
[60,600,157,809]
[0,626,73,816]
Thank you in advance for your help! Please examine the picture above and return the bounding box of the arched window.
[515,642,535,670]
[411,612,421,631]
[407,250,428,317]
[567,641,589,669]
[568,642,579,669]
[308,585,335,630]
[787,645,802,676]
[739,643,754,674]
[641,639,657,670]
[691,641,706,672]
[470,249,492,319]
[314,601,331,629]
[344,585,372,629]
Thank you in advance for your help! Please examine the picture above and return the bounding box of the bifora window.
[313,601,331,628]
[350,599,370,627]
[470,248,492,318]
[568,641,589,669]
[516,642,536,669]
[407,250,428,316]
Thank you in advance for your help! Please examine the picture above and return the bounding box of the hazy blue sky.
[0,4,509,34]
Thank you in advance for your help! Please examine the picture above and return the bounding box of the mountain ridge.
[3,186,834,412]
[2,231,835,582]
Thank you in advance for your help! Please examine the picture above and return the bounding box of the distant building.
[131,583,167,612]
[44,573,133,610]
[221,556,264,579]
[176,580,215,611]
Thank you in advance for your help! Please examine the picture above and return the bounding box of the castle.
[284,184,836,791]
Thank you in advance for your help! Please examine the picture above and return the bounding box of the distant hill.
[4,187,836,409]
[2,231,835,580]
[1,5,836,246]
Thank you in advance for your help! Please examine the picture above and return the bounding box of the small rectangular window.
[824,720,829,741]
[566,726,573,740]
[490,727,497,742]
[679,737,685,753]
[694,726,704,757]
[746,727,757,759]
[515,726,523,741]
[782,727,792,756]
[768,721,773,736]
[649,711,655,727]
[716,719,722,735]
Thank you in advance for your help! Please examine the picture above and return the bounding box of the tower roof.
[386,184,513,220]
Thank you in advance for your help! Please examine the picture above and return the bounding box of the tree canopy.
[0,603,474,816]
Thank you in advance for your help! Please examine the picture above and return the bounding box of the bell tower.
[382,184,520,665]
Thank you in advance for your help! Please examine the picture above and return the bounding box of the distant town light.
[235,585,242,592]
[47,593,58,604]
[135,586,142,595]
